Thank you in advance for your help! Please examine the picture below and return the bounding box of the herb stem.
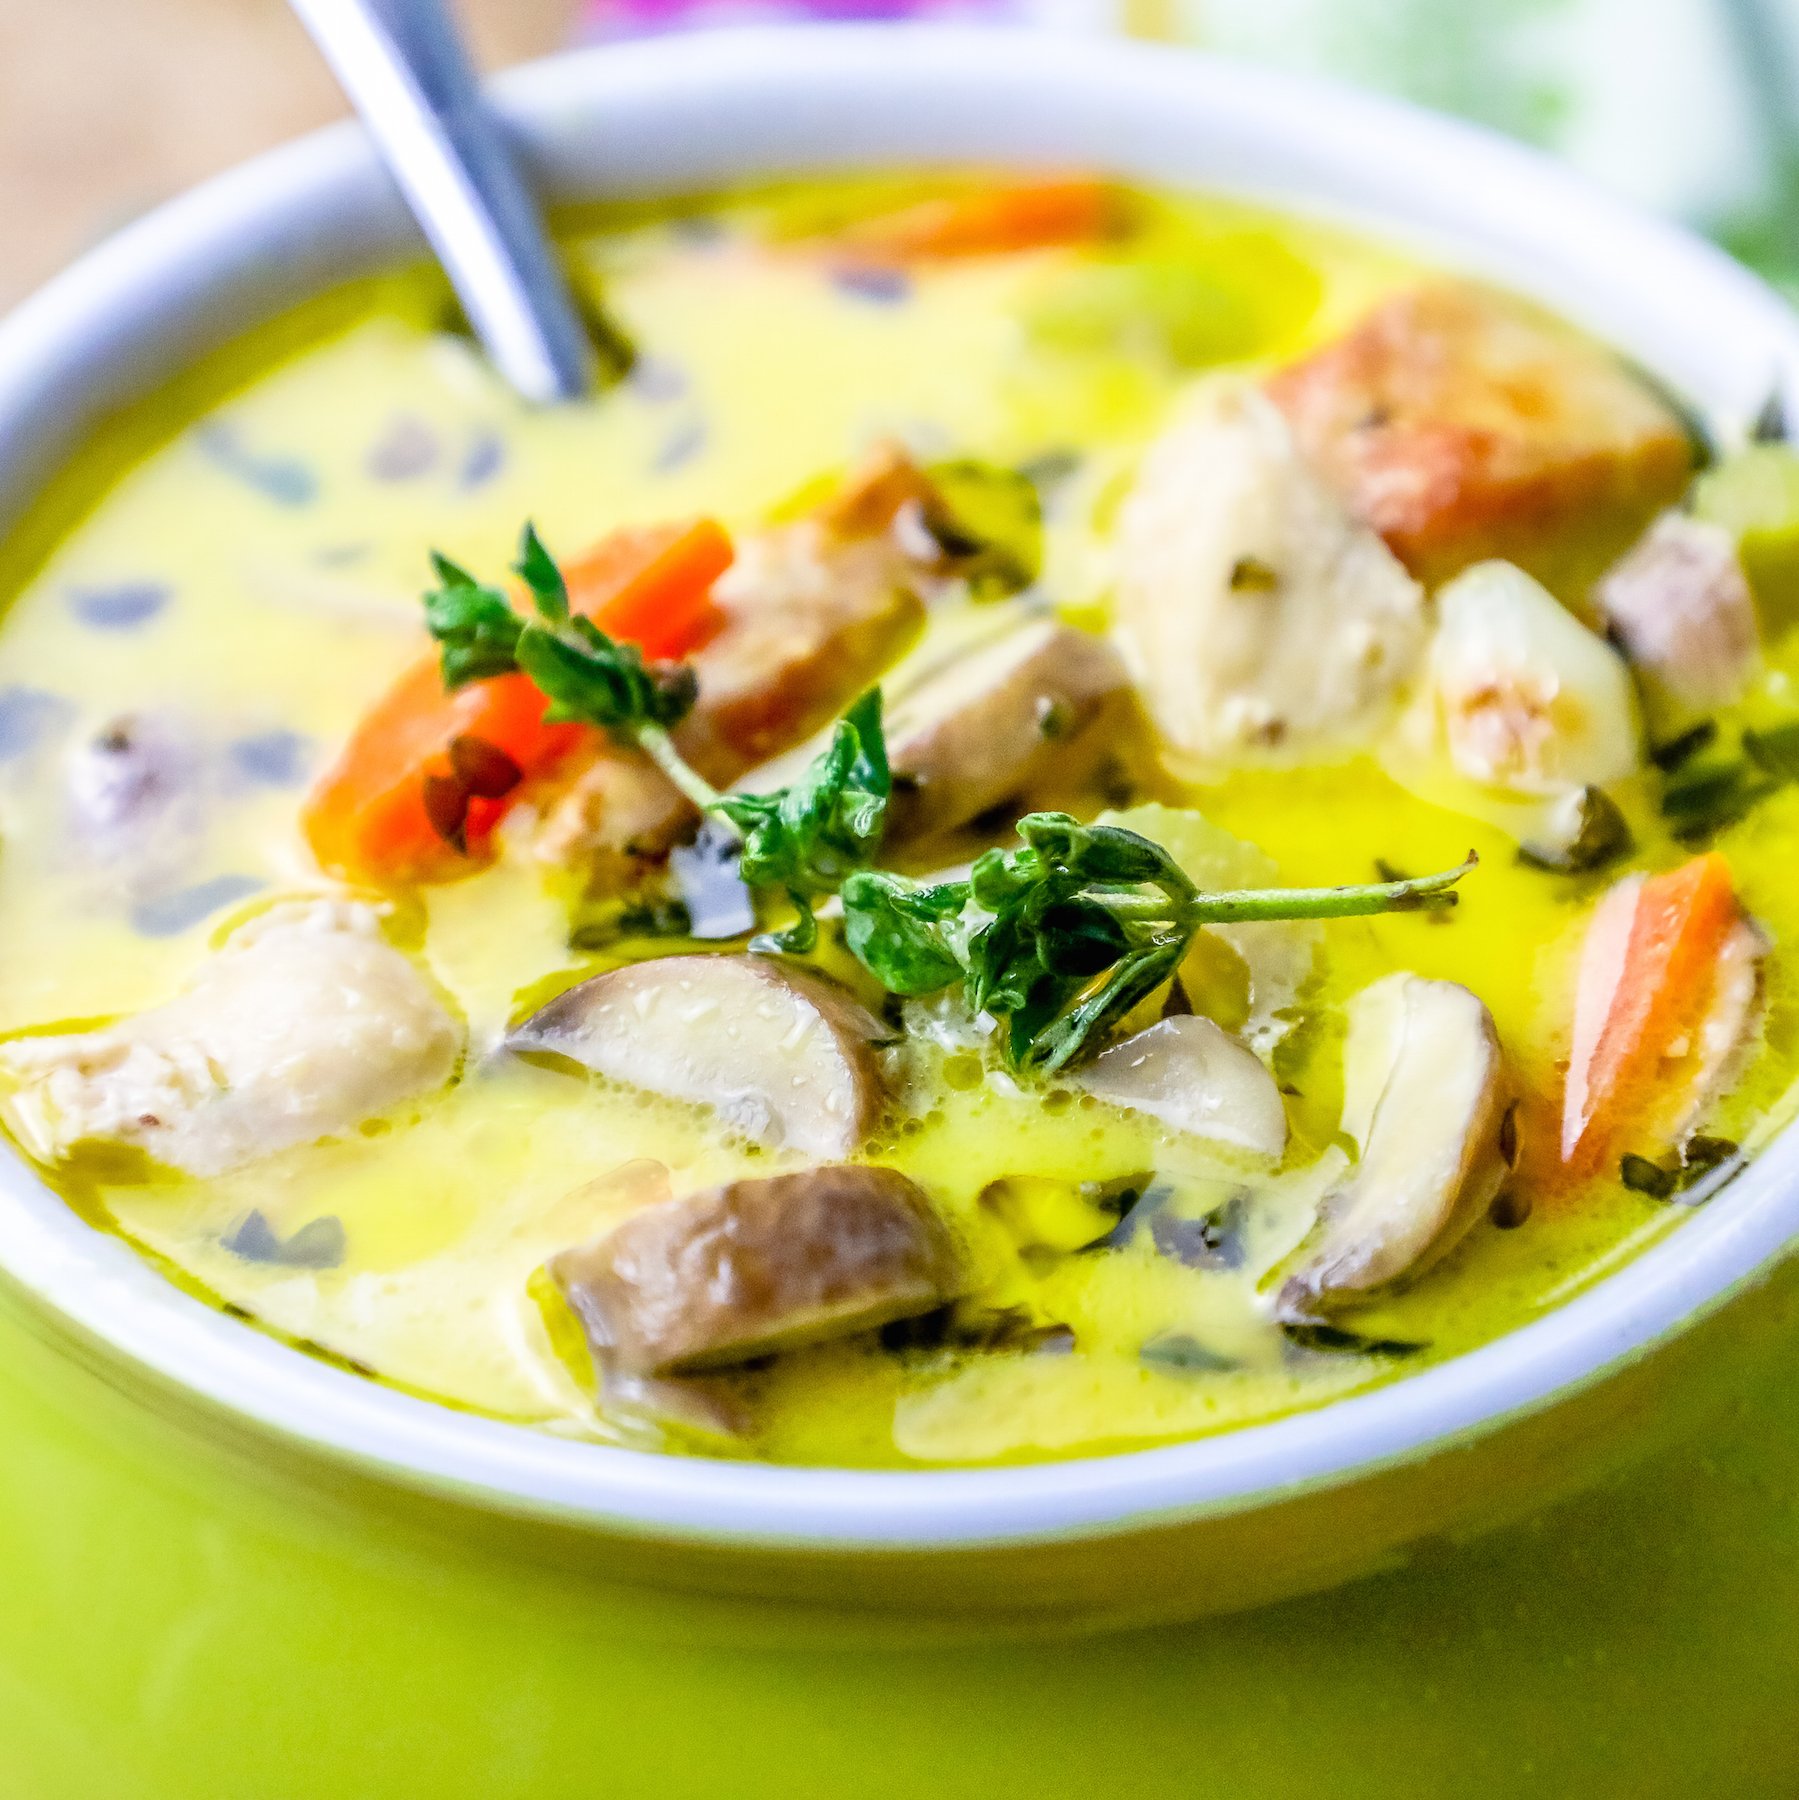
[635,724,743,843]
[1180,854,1477,925]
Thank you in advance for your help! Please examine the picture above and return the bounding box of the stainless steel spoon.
[289,0,595,404]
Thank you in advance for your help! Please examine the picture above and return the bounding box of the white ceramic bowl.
[2,24,1797,1625]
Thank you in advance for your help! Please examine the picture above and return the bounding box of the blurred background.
[5,0,1799,306]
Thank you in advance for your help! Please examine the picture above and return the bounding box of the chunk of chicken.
[1595,511,1761,729]
[881,618,1133,841]
[1266,282,1693,590]
[535,447,934,883]
[532,749,696,887]
[677,522,928,780]
[0,900,462,1177]
[1278,974,1510,1318]
[1114,376,1428,763]
[549,1164,958,1374]
[507,955,886,1158]
[1423,560,1641,796]
[1076,1016,1288,1158]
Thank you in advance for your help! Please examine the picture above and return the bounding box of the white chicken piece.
[1421,560,1641,795]
[1113,376,1428,763]
[0,900,462,1177]
[1594,511,1761,729]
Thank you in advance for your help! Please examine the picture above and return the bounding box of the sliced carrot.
[1560,852,1742,1170]
[835,178,1120,263]
[304,518,733,883]
[563,517,734,660]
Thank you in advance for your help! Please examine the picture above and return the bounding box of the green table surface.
[2,1269,1795,1800]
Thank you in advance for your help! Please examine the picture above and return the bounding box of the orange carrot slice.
[835,178,1119,263]
[1560,852,1742,1170]
[563,517,733,660]
[304,518,733,882]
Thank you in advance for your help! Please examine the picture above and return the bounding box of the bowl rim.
[2,21,1799,1552]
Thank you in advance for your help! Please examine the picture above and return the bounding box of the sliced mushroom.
[1075,1016,1288,1159]
[0,900,463,1177]
[506,955,885,1158]
[1277,974,1510,1319]
[1595,511,1761,729]
[1114,375,1428,763]
[881,618,1132,841]
[1424,561,1642,796]
[548,1164,958,1374]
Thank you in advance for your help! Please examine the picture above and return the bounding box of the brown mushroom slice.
[549,1165,958,1374]
[507,955,885,1158]
[1277,974,1510,1319]
[881,618,1132,840]
[1595,511,1761,729]
[1075,1017,1287,1159]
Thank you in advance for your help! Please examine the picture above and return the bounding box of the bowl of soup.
[1,24,1797,1627]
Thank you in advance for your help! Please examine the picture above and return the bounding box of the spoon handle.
[289,0,595,404]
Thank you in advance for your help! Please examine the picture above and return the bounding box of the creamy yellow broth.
[1,178,1794,1468]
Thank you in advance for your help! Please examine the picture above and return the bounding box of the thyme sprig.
[423,525,1476,1071]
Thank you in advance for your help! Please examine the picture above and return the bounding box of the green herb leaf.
[424,555,525,689]
[1743,720,1799,783]
[840,810,1475,1074]
[921,459,1043,599]
[714,689,893,953]
[514,522,570,624]
[840,869,966,993]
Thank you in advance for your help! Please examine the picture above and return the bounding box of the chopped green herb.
[1649,719,1717,772]
[1140,1332,1238,1374]
[712,690,892,954]
[920,459,1042,598]
[1619,1152,1678,1199]
[1743,721,1799,783]
[1228,555,1280,593]
[1281,1322,1428,1358]
[1620,1137,1743,1202]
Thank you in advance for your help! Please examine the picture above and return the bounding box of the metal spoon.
[289,0,595,404]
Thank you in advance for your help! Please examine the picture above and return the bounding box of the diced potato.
[1114,376,1427,763]
[549,1165,958,1374]
[882,618,1133,841]
[1596,512,1760,729]
[507,955,886,1158]
[1277,974,1511,1317]
[1266,282,1693,591]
